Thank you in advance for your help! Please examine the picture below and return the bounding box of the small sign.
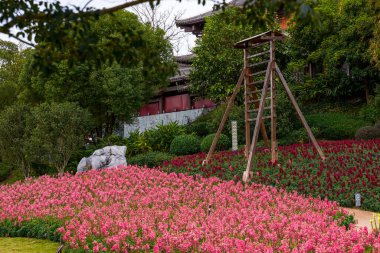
[355,193,361,207]
[231,121,238,151]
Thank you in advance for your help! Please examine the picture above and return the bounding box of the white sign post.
[231,121,238,151]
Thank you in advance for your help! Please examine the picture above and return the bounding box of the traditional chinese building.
[124,0,289,137]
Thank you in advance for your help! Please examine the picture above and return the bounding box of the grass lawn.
[0,237,59,253]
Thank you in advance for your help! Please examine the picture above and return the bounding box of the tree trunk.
[105,114,116,137]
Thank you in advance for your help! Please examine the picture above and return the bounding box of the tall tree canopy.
[0,0,319,70]
[19,11,176,136]
[0,40,29,111]
[286,0,380,102]
[190,7,274,103]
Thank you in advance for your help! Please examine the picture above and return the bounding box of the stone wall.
[123,108,213,137]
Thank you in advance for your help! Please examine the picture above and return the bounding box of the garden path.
[344,208,376,232]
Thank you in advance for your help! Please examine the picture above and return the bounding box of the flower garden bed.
[0,166,379,252]
[162,139,380,212]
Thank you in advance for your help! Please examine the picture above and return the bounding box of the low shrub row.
[128,133,231,167]
[355,121,380,140]
[128,152,174,168]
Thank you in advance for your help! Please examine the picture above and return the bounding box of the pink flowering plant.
[163,139,380,212]
[0,166,380,252]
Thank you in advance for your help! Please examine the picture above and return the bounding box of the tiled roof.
[175,10,214,26]
[175,0,246,26]
[169,63,192,82]
[175,54,195,64]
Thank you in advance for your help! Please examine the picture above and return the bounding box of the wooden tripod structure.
[202,31,326,183]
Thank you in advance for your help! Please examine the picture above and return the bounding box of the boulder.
[77,145,127,173]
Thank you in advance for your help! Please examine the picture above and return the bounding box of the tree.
[0,0,318,71]
[131,3,187,54]
[26,102,92,176]
[0,40,29,111]
[190,7,273,103]
[0,104,31,178]
[369,0,380,69]
[19,11,176,137]
[286,0,380,102]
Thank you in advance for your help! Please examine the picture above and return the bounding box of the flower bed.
[162,139,380,211]
[0,166,379,252]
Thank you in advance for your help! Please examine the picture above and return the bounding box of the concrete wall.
[123,108,213,137]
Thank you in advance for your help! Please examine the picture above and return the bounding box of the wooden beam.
[275,63,326,160]
[244,49,251,158]
[202,69,246,165]
[246,69,270,148]
[243,64,271,182]
[270,39,278,163]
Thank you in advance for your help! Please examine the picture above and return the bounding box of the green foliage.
[369,0,380,69]
[355,126,380,140]
[0,218,62,242]
[19,11,176,136]
[205,105,246,144]
[190,8,273,103]
[279,127,320,146]
[333,212,355,230]
[0,163,11,182]
[0,103,31,178]
[186,121,210,137]
[128,152,174,168]
[200,133,231,153]
[145,122,186,152]
[169,135,201,156]
[286,0,380,101]
[306,112,367,140]
[271,89,300,138]
[98,134,126,147]
[0,40,28,111]
[359,86,380,124]
[125,131,152,157]
[25,102,92,176]
[0,0,320,73]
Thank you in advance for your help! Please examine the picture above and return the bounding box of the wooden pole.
[275,63,326,160]
[246,68,270,149]
[270,37,278,163]
[243,64,271,182]
[203,69,246,165]
[244,49,251,158]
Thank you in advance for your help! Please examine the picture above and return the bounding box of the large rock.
[77,145,127,173]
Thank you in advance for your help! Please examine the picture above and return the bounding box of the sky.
[0,0,215,55]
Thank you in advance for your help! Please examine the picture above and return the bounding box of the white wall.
[123,108,213,137]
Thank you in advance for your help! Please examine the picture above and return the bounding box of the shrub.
[0,218,62,242]
[125,130,152,157]
[186,121,209,137]
[359,86,380,124]
[206,104,246,144]
[169,135,200,155]
[0,163,11,182]
[145,122,186,152]
[128,152,174,167]
[355,126,380,140]
[375,121,380,129]
[200,133,231,152]
[98,134,126,147]
[279,127,320,145]
[306,112,367,140]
